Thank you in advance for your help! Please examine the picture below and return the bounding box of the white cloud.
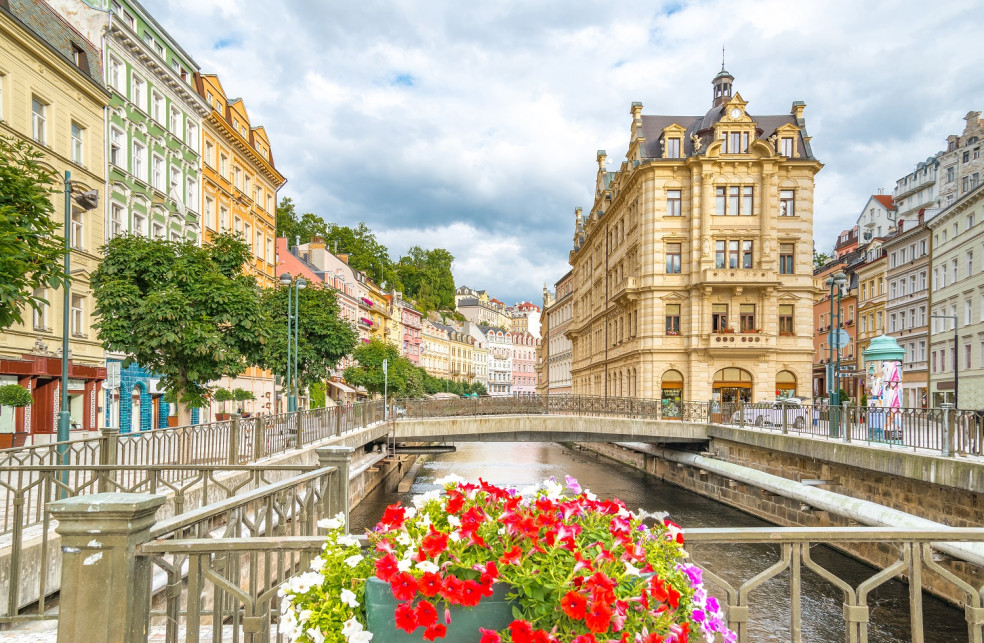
[146,0,984,303]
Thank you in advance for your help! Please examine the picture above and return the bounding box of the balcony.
[698,267,779,288]
[612,277,639,306]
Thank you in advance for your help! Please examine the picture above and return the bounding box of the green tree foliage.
[276,198,332,246]
[394,246,456,314]
[260,281,358,390]
[0,135,69,328]
[0,384,33,408]
[213,387,234,413]
[343,339,418,397]
[324,222,397,287]
[90,233,269,425]
[309,381,327,409]
[814,249,832,270]
[232,388,255,402]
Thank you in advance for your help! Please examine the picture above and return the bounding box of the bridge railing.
[46,513,984,643]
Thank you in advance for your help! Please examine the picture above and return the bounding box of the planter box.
[365,577,515,642]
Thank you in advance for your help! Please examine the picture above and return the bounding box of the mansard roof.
[638,109,806,159]
[3,0,104,87]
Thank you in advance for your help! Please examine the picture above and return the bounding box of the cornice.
[206,113,285,186]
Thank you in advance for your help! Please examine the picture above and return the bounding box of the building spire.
[721,46,725,72]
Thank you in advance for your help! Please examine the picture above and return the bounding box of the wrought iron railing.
[118,527,984,643]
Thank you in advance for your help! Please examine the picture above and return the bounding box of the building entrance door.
[712,368,753,421]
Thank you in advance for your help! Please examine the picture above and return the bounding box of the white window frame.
[70,210,84,250]
[110,201,126,238]
[32,287,48,331]
[108,55,123,91]
[31,97,46,144]
[70,294,84,336]
[132,140,146,181]
[110,126,125,168]
[186,121,198,152]
[151,90,164,123]
[133,211,146,237]
[131,73,146,110]
[169,105,182,138]
[70,122,84,165]
[151,154,164,191]
[186,176,197,211]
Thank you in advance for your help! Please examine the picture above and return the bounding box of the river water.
[349,442,965,642]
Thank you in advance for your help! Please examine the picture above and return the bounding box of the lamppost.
[279,273,307,412]
[59,172,98,465]
[825,271,848,436]
[930,314,959,408]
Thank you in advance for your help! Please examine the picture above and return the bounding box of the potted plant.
[214,388,234,420]
[0,384,33,448]
[233,388,256,416]
[279,476,733,642]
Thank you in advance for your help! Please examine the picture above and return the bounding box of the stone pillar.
[228,414,240,465]
[49,493,165,643]
[98,428,119,492]
[252,414,266,461]
[316,446,354,531]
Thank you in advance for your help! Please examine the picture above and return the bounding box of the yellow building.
[421,318,450,379]
[856,241,887,360]
[196,73,285,415]
[0,1,110,440]
[568,68,821,405]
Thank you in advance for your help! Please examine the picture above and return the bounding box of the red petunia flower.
[423,623,447,641]
[499,545,523,566]
[508,620,535,643]
[414,600,438,627]
[479,628,502,643]
[584,600,613,633]
[375,553,399,582]
[440,574,464,604]
[390,572,418,601]
[445,489,465,514]
[419,525,449,559]
[394,602,418,633]
[458,579,484,607]
[642,634,664,643]
[571,635,597,643]
[379,503,406,530]
[418,571,443,597]
[561,590,588,619]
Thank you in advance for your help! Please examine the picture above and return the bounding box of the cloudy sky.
[149,0,984,305]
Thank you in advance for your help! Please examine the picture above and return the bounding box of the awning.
[326,380,356,394]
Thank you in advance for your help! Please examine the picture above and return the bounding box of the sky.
[147,0,984,305]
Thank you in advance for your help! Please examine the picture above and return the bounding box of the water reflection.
[350,442,965,642]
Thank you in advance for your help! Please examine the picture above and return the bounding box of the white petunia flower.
[337,534,360,548]
[519,484,539,498]
[397,558,412,572]
[281,571,323,596]
[584,489,597,501]
[624,561,641,576]
[405,506,417,519]
[306,627,326,643]
[299,609,313,623]
[341,617,364,637]
[434,473,464,486]
[396,531,412,546]
[542,479,563,499]
[416,560,439,573]
[309,556,326,572]
[350,630,374,643]
[447,515,461,527]
[317,517,343,530]
[449,531,462,543]
[344,554,364,568]
[616,506,631,518]
[340,588,360,608]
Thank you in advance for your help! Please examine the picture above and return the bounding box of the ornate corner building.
[567,68,822,405]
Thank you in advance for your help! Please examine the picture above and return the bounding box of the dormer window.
[665,138,681,158]
[722,131,748,154]
[781,137,794,157]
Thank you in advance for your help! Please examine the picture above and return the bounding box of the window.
[740,304,756,331]
[31,97,46,144]
[70,294,84,336]
[665,138,681,158]
[781,137,794,157]
[778,304,793,334]
[953,258,959,283]
[779,243,794,274]
[152,222,164,239]
[234,216,241,234]
[889,313,896,333]
[712,304,728,331]
[187,122,198,152]
[151,91,163,122]
[186,177,196,210]
[967,344,973,369]
[204,141,214,167]
[666,190,681,216]
[131,74,145,109]
[66,122,84,165]
[151,154,164,190]
[266,238,273,263]
[32,287,48,331]
[946,166,955,183]
[234,166,242,190]
[966,300,973,326]
[169,106,181,137]
[890,282,897,299]
[876,311,882,332]
[132,141,145,180]
[205,197,214,230]
[964,151,971,164]
[110,202,125,237]
[777,189,796,217]
[266,194,273,213]
[108,56,123,91]
[665,304,680,334]
[133,211,146,236]
[170,167,181,200]
[109,126,124,167]
[70,210,84,250]
[969,251,974,276]
[742,240,754,268]
[715,186,753,215]
[219,206,228,231]
[723,131,748,153]
[219,153,228,177]
[244,174,251,194]
[665,243,681,274]
[256,231,263,256]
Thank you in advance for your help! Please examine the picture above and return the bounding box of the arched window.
[661,370,683,416]
[130,385,142,433]
[777,370,797,399]
[712,368,753,404]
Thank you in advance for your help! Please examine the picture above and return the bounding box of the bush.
[0,384,33,408]
[232,388,255,402]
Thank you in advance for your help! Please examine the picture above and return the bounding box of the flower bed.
[279,476,733,642]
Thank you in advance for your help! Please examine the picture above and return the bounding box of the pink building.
[511,333,539,395]
[397,296,422,365]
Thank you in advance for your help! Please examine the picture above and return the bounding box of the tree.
[343,339,415,397]
[213,388,234,414]
[470,382,488,396]
[0,384,33,408]
[324,222,396,287]
[275,198,331,245]
[395,246,456,314]
[813,242,832,271]
[90,233,269,426]
[0,135,69,328]
[259,281,358,391]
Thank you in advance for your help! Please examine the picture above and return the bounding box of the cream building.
[928,183,984,407]
[0,0,109,440]
[421,318,450,379]
[540,271,574,394]
[567,68,821,405]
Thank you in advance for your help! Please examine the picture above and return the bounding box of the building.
[511,333,538,395]
[421,318,450,379]
[883,217,931,408]
[893,157,939,225]
[937,112,983,209]
[0,0,110,441]
[856,195,896,243]
[928,183,984,407]
[567,67,821,404]
[197,73,285,418]
[480,326,513,396]
[394,294,422,366]
[456,286,509,328]
[439,323,474,383]
[506,302,541,339]
[541,271,574,395]
[468,328,489,391]
[855,239,887,362]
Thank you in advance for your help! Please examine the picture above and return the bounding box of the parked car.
[731,398,809,429]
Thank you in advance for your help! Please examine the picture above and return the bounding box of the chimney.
[338,254,349,264]
[310,236,325,249]
[630,102,643,142]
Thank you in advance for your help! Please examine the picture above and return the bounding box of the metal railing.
[59,525,981,643]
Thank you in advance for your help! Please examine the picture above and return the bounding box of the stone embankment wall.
[580,439,984,606]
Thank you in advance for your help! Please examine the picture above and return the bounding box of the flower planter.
[365,577,515,642]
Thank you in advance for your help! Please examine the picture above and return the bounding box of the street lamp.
[59,172,98,466]
[279,273,307,412]
[825,271,848,436]
[929,314,959,408]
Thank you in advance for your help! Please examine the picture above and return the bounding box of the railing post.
[48,492,165,643]
[294,412,304,450]
[228,413,240,465]
[317,446,354,531]
[335,406,342,436]
[941,403,953,457]
[738,400,745,429]
[842,401,851,443]
[253,414,266,461]
[98,427,119,493]
[781,400,788,435]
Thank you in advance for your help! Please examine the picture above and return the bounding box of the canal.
[350,442,966,642]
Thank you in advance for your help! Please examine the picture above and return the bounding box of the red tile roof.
[873,194,896,210]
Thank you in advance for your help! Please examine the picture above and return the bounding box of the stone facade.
[540,270,573,394]
[568,69,821,405]
[928,183,984,407]
[938,112,983,209]
[0,0,109,438]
